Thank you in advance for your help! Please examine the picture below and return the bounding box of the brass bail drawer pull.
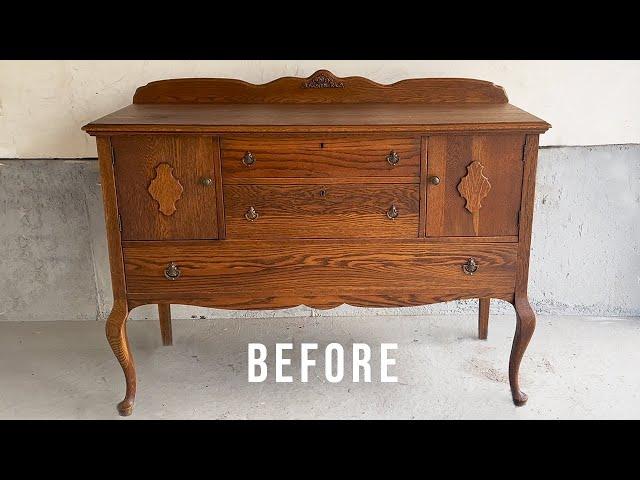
[164,262,181,280]
[242,152,256,166]
[462,258,478,275]
[386,151,400,166]
[386,205,399,220]
[245,206,259,221]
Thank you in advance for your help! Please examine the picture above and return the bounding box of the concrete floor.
[1,314,639,419]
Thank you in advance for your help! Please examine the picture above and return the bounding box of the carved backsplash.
[132,70,508,104]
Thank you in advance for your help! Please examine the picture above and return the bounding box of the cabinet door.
[426,135,525,237]
[112,135,218,241]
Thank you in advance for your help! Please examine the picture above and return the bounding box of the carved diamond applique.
[457,161,491,235]
[148,163,184,216]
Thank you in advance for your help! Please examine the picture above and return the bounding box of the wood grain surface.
[509,134,541,406]
[457,161,492,235]
[132,70,509,104]
[111,135,219,240]
[221,135,420,179]
[123,241,517,300]
[128,291,515,311]
[83,103,550,135]
[96,137,128,301]
[147,163,184,216]
[516,135,540,297]
[425,134,525,237]
[223,183,420,238]
[478,297,490,340]
[84,71,551,413]
[157,304,172,346]
[105,299,135,416]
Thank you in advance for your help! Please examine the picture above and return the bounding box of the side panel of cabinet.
[112,135,219,240]
[425,134,525,237]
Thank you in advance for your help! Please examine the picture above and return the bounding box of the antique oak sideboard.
[83,70,550,415]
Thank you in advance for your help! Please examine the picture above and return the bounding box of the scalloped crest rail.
[133,69,509,104]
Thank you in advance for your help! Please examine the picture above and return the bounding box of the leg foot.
[509,294,536,406]
[117,399,135,416]
[158,303,173,346]
[106,300,136,416]
[478,297,490,340]
[512,392,528,407]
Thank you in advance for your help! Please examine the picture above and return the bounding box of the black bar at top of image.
[1,15,638,60]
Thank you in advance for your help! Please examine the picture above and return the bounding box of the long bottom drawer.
[123,241,517,308]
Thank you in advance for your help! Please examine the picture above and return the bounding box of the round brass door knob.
[429,176,441,185]
[164,262,181,280]
[200,177,213,186]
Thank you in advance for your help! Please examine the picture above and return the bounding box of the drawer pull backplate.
[245,206,259,221]
[164,262,181,280]
[462,258,479,275]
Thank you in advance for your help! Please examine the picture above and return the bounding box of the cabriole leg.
[509,294,536,406]
[106,300,136,416]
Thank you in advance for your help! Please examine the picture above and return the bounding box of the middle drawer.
[224,184,420,239]
[221,135,421,179]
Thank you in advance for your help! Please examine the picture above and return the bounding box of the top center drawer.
[221,135,421,179]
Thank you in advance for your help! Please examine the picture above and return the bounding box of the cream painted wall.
[1,60,639,158]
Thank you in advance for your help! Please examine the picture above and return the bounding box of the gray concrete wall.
[1,144,638,322]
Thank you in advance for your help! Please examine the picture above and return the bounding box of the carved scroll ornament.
[457,161,491,235]
[148,163,184,216]
[302,70,345,89]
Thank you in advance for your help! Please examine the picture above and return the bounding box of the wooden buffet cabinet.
[83,70,550,416]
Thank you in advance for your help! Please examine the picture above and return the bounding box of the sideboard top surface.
[83,70,550,135]
[83,103,549,134]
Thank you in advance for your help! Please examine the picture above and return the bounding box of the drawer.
[123,241,517,300]
[223,184,420,238]
[221,135,421,179]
